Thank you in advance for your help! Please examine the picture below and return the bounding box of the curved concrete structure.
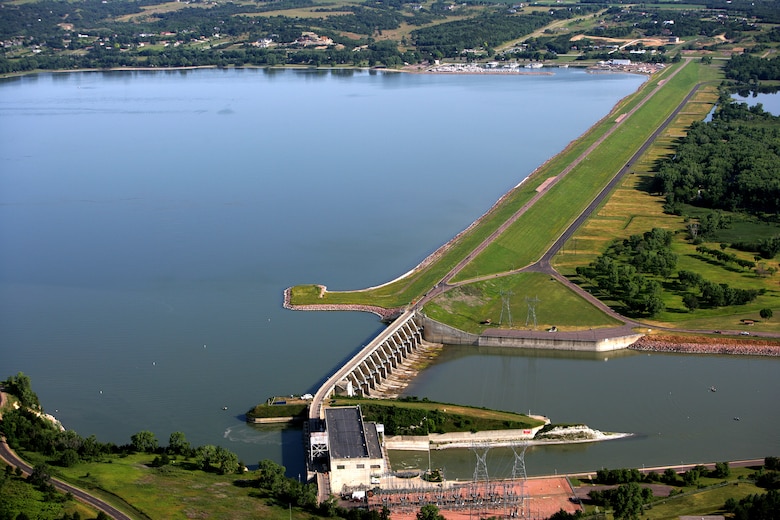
[308,309,424,421]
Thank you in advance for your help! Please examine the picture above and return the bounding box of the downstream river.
[1,68,777,477]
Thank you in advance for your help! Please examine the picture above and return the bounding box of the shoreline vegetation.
[0,61,571,81]
[4,379,776,520]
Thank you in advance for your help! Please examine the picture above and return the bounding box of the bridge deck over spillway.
[308,309,423,421]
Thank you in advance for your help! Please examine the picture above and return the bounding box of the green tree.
[168,431,190,456]
[760,308,773,320]
[196,445,217,471]
[213,446,240,475]
[712,461,731,478]
[256,459,286,491]
[662,468,679,485]
[130,430,158,453]
[4,372,41,410]
[417,504,445,520]
[683,293,699,312]
[610,482,644,520]
[58,448,80,468]
[28,463,51,489]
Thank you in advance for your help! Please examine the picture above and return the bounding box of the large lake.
[1,68,777,478]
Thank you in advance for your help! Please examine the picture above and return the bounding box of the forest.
[575,229,674,316]
[654,97,780,216]
[725,53,780,83]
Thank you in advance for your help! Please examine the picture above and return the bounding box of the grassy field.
[641,481,761,519]
[555,60,780,332]
[577,466,766,519]
[0,471,99,520]
[289,61,692,310]
[453,61,700,281]
[424,272,622,333]
[290,58,780,334]
[329,397,546,431]
[17,450,313,520]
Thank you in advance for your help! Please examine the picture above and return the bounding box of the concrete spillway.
[308,309,423,421]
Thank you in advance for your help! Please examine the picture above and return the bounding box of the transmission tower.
[471,443,490,484]
[511,443,530,519]
[499,290,513,327]
[525,295,540,328]
[511,443,528,481]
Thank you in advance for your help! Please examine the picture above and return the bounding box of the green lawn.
[643,481,762,520]
[291,60,779,334]
[47,454,312,520]
[329,397,546,432]
[454,61,700,281]
[290,61,694,311]
[423,272,622,333]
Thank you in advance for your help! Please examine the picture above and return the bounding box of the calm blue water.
[734,91,780,115]
[3,68,775,478]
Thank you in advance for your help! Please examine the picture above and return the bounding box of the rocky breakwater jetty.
[283,286,402,321]
[630,334,780,357]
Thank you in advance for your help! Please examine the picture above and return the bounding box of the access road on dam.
[306,59,698,429]
[301,59,778,504]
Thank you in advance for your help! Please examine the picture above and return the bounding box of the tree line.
[584,461,780,520]
[0,373,411,520]
[654,90,780,217]
[725,53,780,83]
[576,228,675,316]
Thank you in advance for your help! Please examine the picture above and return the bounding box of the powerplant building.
[312,406,385,493]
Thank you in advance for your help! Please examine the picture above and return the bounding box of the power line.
[499,290,513,327]
[525,295,540,328]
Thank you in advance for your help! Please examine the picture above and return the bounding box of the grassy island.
[328,396,545,435]
[245,396,310,422]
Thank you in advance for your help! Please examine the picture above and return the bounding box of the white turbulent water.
[1,68,777,477]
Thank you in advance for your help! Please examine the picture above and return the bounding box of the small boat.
[710,386,717,392]
[733,417,740,421]
[222,406,228,411]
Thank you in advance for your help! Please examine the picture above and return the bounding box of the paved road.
[415,61,780,341]
[415,60,694,321]
[520,81,704,328]
[0,391,135,520]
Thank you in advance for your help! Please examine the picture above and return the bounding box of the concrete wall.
[385,426,547,451]
[421,317,480,345]
[421,316,642,352]
[329,456,384,493]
